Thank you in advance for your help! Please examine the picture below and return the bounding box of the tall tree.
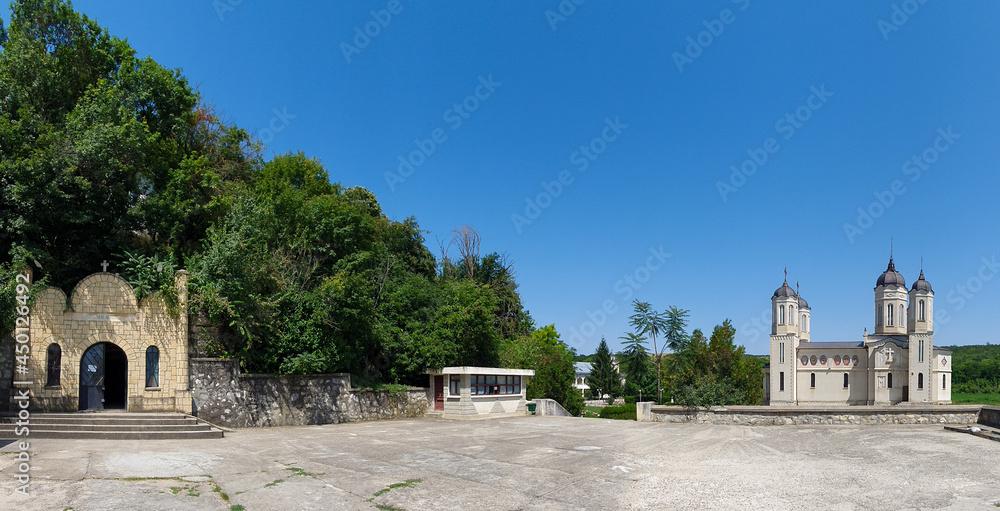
[499,324,583,415]
[629,300,668,403]
[664,305,691,351]
[589,337,621,400]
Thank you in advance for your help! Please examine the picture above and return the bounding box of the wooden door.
[434,375,445,411]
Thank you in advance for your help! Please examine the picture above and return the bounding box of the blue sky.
[5,1,999,355]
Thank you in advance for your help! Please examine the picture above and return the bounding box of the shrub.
[598,404,636,420]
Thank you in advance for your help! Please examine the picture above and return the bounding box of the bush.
[598,404,637,421]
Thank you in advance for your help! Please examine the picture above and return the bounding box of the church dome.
[797,295,810,309]
[773,280,796,298]
[876,258,906,288]
[911,270,933,292]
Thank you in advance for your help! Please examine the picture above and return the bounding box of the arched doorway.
[79,343,128,411]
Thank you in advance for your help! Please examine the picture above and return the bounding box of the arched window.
[918,373,924,389]
[887,304,894,326]
[145,346,160,388]
[790,306,796,324]
[843,373,849,388]
[46,344,61,386]
[888,373,893,389]
[876,305,883,326]
[810,373,816,388]
[801,314,807,332]
[919,300,925,320]
[943,374,947,389]
[779,305,785,325]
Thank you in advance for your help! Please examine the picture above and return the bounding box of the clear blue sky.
[6,1,999,355]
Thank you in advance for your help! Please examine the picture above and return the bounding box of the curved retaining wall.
[638,403,982,426]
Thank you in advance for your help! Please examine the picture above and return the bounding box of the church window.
[843,373,849,388]
[780,372,785,391]
[145,346,160,388]
[790,306,795,324]
[887,304,894,326]
[919,300,925,320]
[876,305,883,326]
[801,314,807,332]
[918,340,924,362]
[918,373,924,389]
[810,373,816,388]
[943,374,947,389]
[779,342,785,363]
[888,373,893,388]
[779,305,785,325]
[46,344,61,387]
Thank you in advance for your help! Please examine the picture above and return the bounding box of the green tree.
[589,337,621,400]
[499,325,583,416]
[669,319,764,407]
[629,300,668,403]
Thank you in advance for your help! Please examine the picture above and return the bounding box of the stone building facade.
[20,270,191,413]
[765,257,952,406]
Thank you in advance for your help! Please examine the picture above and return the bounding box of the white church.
[764,256,952,406]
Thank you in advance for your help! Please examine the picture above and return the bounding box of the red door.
[434,375,445,411]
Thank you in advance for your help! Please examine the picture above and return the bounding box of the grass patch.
[368,479,422,501]
[375,505,406,511]
[169,486,183,495]
[231,506,245,511]
[951,393,1000,406]
[598,403,637,420]
[285,467,323,478]
[264,479,284,488]
[581,406,604,418]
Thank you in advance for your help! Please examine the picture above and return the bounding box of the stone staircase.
[0,412,225,440]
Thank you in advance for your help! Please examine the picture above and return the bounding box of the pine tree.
[590,338,620,400]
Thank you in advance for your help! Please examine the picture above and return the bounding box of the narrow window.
[843,373,849,388]
[810,373,816,388]
[779,342,785,364]
[919,340,924,362]
[779,372,785,392]
[46,344,61,386]
[790,306,796,324]
[779,305,785,325]
[801,314,807,332]
[942,374,947,389]
[145,346,160,388]
[449,375,460,395]
[918,373,924,389]
[887,304,894,326]
[919,300,925,320]
[888,373,893,389]
[876,305,883,326]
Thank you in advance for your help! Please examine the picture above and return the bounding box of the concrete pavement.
[2,416,999,510]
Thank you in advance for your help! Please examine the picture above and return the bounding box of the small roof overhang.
[426,366,535,376]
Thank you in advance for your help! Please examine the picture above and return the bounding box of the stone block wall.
[979,406,1000,428]
[641,404,982,426]
[190,358,429,428]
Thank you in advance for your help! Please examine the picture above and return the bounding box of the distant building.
[764,256,951,406]
[574,362,591,396]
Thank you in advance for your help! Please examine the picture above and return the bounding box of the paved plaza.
[2,416,999,510]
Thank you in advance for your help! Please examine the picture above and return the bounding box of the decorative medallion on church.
[809,355,817,365]
[819,355,827,365]
[834,355,841,365]
[801,356,808,366]
[851,355,859,366]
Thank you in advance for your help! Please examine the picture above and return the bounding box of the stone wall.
[531,398,572,417]
[979,406,1000,428]
[640,404,982,426]
[190,358,429,428]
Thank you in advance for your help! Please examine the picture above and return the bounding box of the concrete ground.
[2,416,999,510]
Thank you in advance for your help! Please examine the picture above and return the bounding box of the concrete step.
[0,413,224,440]
[944,424,1000,443]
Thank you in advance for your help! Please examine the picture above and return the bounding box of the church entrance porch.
[78,343,128,411]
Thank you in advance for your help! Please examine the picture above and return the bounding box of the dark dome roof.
[911,270,933,292]
[773,280,796,298]
[876,257,906,288]
[798,295,810,309]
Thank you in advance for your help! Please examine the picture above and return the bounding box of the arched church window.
[790,306,795,324]
[918,373,924,389]
[943,374,947,389]
[801,314,807,332]
[843,373,849,388]
[779,305,785,325]
[810,373,816,388]
[888,373,893,388]
[919,300,925,320]
[146,346,160,388]
[46,344,61,386]
[887,304,894,326]
[876,305,883,326]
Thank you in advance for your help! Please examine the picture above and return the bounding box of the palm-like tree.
[618,332,649,387]
[629,300,668,403]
